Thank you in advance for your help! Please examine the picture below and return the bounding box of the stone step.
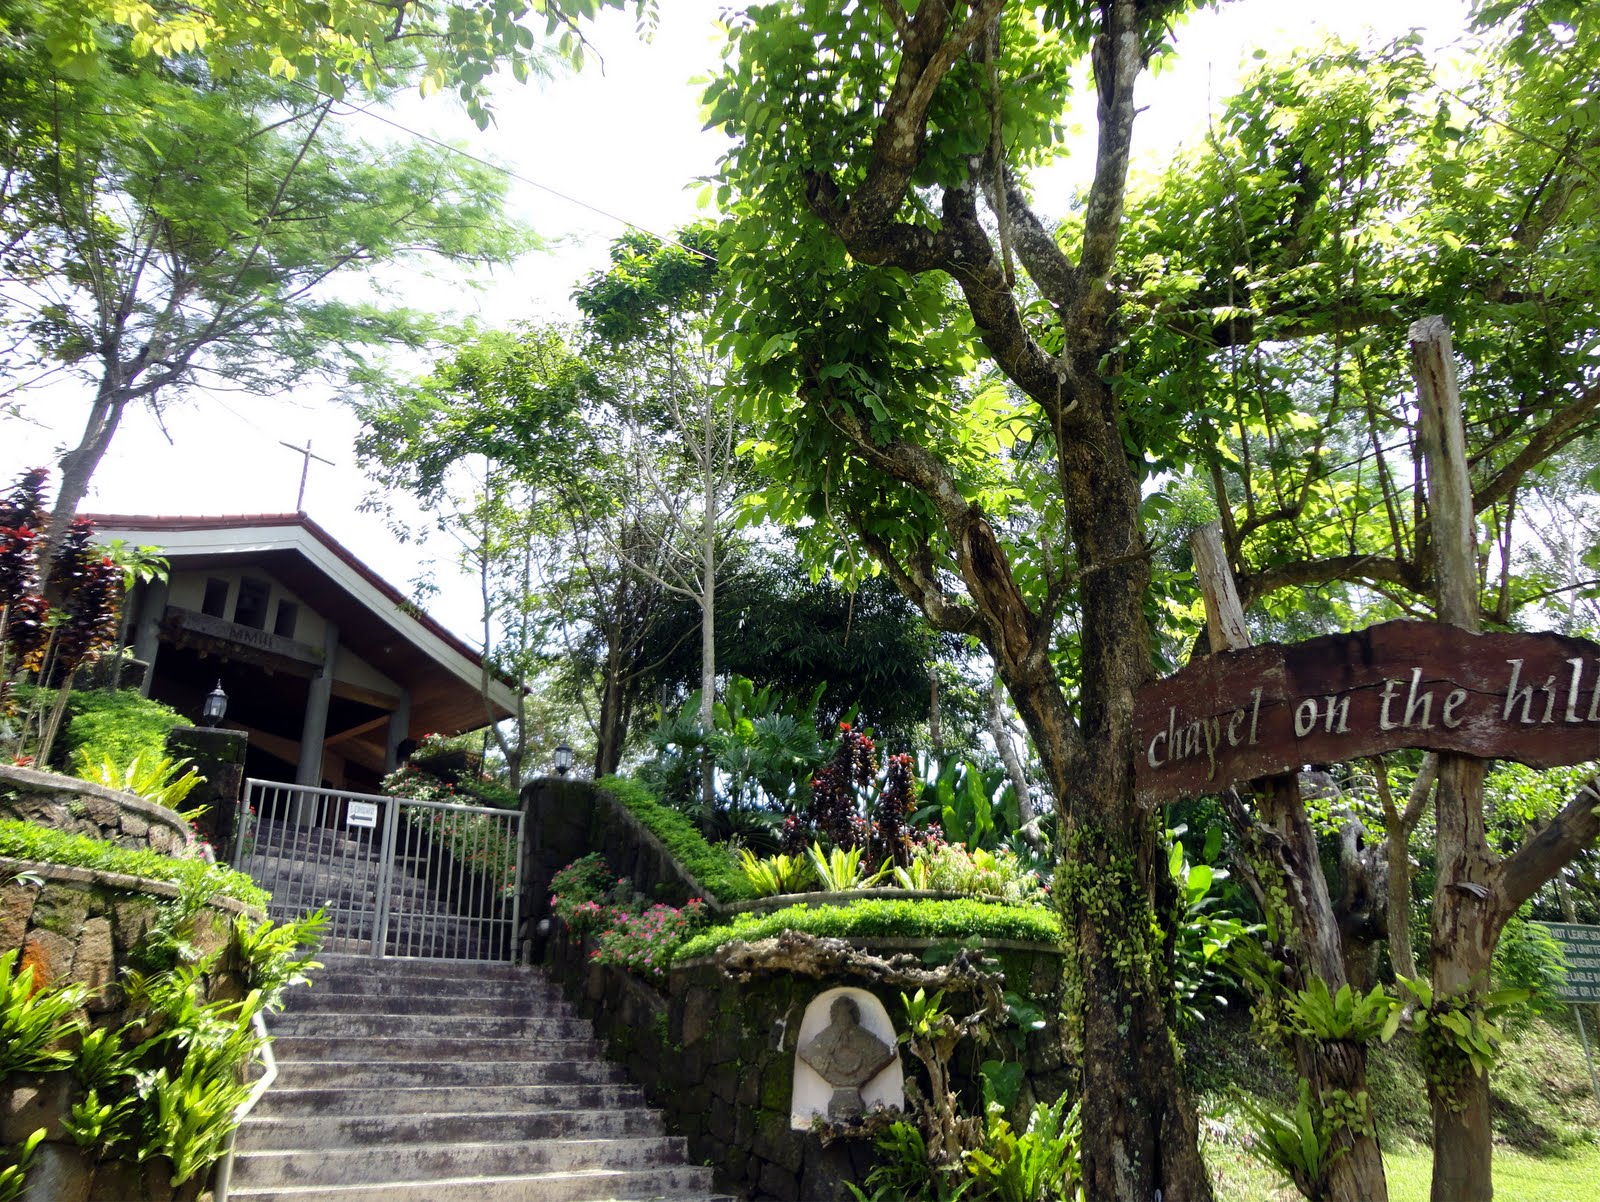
[270,1035,601,1062]
[236,1107,665,1151]
[230,1136,692,1188]
[271,1058,626,1091]
[227,1166,722,1202]
[251,1082,647,1118]
[283,990,556,1018]
[301,965,540,992]
[270,1012,590,1040]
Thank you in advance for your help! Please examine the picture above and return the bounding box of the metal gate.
[233,779,523,962]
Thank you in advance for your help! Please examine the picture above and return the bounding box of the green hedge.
[674,897,1063,961]
[61,690,187,771]
[595,775,756,902]
[0,820,269,909]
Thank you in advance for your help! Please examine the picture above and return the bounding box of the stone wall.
[544,922,1072,1202]
[521,778,721,943]
[0,857,258,1202]
[0,764,196,857]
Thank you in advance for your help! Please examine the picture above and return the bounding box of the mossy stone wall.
[544,923,1071,1201]
[0,765,195,857]
[0,858,257,1202]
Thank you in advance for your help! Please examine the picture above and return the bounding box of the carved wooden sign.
[1135,620,1600,802]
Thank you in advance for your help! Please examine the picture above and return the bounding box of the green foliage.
[0,820,269,908]
[1166,827,1256,1027]
[0,947,88,1076]
[60,689,186,774]
[806,842,889,892]
[918,843,1044,906]
[74,750,205,812]
[1233,1080,1341,1198]
[1494,912,1567,1023]
[737,848,816,896]
[846,1120,971,1202]
[964,1091,1083,1202]
[1398,976,1531,1090]
[229,911,326,1010]
[675,898,1061,962]
[0,1128,44,1202]
[596,776,755,901]
[920,757,1015,852]
[1283,978,1401,1045]
[0,904,321,1186]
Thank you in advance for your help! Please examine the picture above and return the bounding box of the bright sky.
[5,0,1474,642]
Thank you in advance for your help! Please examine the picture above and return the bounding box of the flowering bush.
[549,854,708,978]
[383,763,519,897]
[589,899,705,977]
[549,853,620,933]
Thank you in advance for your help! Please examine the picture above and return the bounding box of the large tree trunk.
[46,382,127,569]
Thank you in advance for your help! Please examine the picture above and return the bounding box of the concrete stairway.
[228,956,725,1202]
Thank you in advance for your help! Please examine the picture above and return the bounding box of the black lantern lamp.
[202,680,228,728]
[553,743,574,777]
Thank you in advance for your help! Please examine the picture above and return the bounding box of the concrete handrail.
[211,1007,278,1202]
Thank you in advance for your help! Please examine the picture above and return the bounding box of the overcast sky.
[5,0,1474,641]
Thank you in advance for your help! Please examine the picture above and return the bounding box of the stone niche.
[790,986,905,1130]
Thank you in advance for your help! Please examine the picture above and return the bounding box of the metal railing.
[234,779,523,962]
[211,1009,276,1202]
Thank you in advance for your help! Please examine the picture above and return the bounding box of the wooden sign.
[1134,620,1600,802]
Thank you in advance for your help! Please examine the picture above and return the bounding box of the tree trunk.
[987,671,1035,829]
[46,383,127,571]
[1413,316,1496,1202]
[1427,756,1497,1202]
[594,639,628,779]
[1193,524,1388,1200]
[1373,754,1437,985]
[1039,382,1211,1202]
[698,446,717,832]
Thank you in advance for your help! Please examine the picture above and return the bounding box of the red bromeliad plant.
[0,469,124,763]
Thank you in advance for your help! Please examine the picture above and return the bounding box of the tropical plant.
[918,843,1044,906]
[964,1091,1083,1202]
[846,1120,973,1202]
[737,848,816,897]
[587,899,707,977]
[806,842,889,893]
[0,947,88,1076]
[1233,1082,1340,1198]
[0,1128,44,1202]
[75,751,205,813]
[1166,828,1257,1027]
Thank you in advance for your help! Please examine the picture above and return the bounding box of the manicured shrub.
[61,689,186,773]
[596,775,755,901]
[674,897,1062,962]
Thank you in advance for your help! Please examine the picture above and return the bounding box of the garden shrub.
[920,842,1045,905]
[0,908,321,1190]
[0,820,269,908]
[674,897,1062,961]
[596,775,755,901]
[548,853,708,976]
[60,690,186,774]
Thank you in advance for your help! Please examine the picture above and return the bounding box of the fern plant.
[74,750,206,815]
[0,948,88,1076]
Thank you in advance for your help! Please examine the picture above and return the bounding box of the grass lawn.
[1385,1143,1600,1202]
[1207,1137,1600,1202]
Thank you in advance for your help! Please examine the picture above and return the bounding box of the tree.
[0,9,535,561]
[574,225,738,816]
[24,0,641,127]
[707,3,1599,1199]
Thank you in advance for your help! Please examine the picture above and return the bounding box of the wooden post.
[1411,315,1495,1202]
[1189,523,1389,1202]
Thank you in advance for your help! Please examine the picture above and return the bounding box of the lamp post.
[202,681,228,728]
[553,743,573,777]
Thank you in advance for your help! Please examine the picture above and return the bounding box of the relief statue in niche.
[797,995,897,1121]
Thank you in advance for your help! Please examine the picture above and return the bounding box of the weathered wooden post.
[1411,315,1495,1202]
[1190,523,1389,1202]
